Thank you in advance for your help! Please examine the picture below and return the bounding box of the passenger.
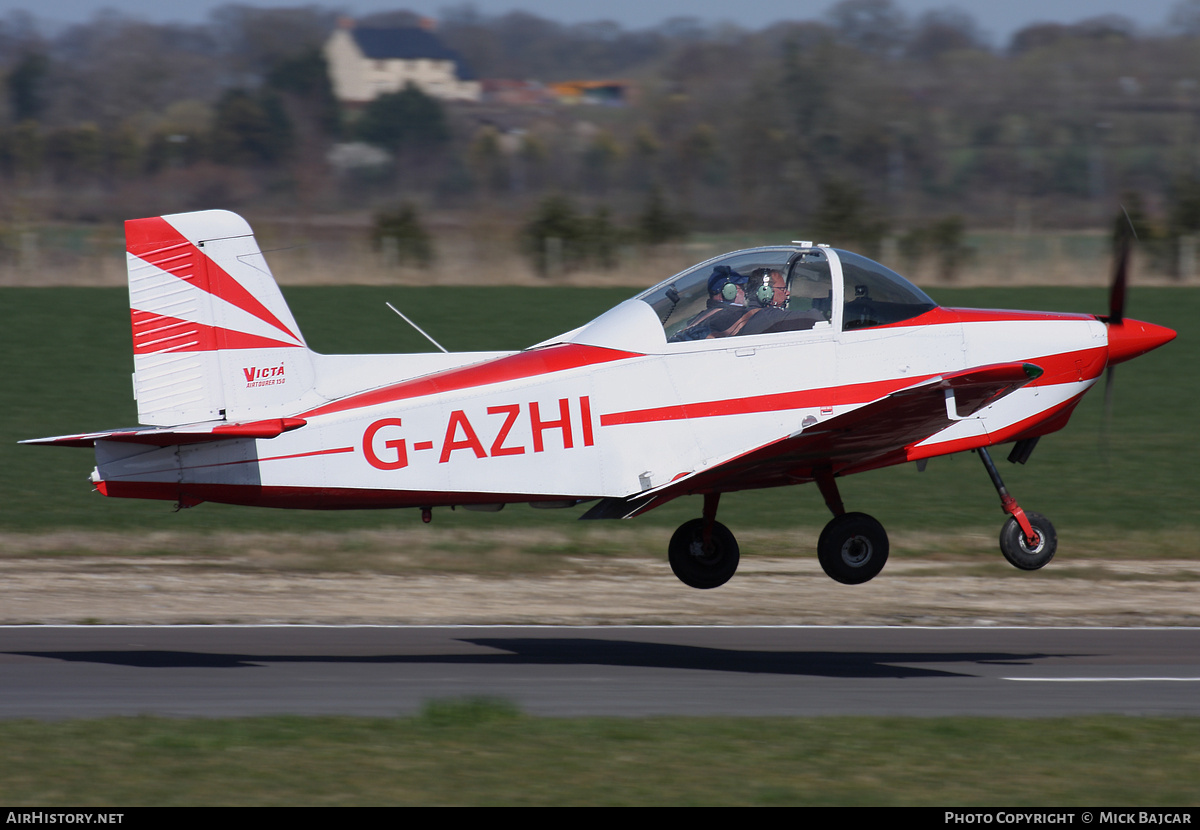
[671,265,757,340]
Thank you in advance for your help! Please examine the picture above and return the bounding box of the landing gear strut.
[814,467,889,584]
[977,446,1056,570]
[668,493,740,589]
[664,447,1055,589]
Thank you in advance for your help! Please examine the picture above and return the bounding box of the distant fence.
[1,223,1193,288]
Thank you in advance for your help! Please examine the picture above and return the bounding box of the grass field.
[2,707,1199,806]
[3,284,1194,549]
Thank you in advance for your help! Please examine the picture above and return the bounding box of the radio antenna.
[385,302,449,353]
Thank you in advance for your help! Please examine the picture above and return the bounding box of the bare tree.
[825,0,909,57]
[906,8,989,60]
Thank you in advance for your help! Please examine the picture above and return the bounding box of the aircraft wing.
[582,361,1042,519]
[20,418,308,448]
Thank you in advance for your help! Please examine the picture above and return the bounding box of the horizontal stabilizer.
[21,417,307,448]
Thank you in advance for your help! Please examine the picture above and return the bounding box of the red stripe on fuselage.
[175,445,357,474]
[126,216,301,344]
[946,307,1097,324]
[854,304,1099,333]
[599,376,934,426]
[258,446,356,463]
[1033,345,1106,385]
[298,344,640,419]
[835,306,1094,333]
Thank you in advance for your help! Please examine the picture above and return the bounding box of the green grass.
[1,710,1197,805]
[3,285,1195,550]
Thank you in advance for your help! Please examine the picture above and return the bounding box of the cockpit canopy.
[635,246,936,342]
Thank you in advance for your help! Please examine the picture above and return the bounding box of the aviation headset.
[750,268,783,306]
[709,266,747,302]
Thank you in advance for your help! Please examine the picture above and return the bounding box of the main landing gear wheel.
[817,512,889,585]
[668,518,740,589]
[999,511,1057,571]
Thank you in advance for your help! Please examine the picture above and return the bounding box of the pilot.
[737,268,790,335]
[740,266,828,335]
[672,266,755,340]
[748,268,788,309]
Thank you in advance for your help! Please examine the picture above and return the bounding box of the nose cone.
[1106,318,1176,366]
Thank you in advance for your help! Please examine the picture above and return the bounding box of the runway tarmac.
[3,625,1199,719]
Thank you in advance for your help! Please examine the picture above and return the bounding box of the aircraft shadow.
[9,638,1070,679]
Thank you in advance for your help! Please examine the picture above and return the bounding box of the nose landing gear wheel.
[817,512,889,584]
[999,511,1057,570]
[668,518,740,589]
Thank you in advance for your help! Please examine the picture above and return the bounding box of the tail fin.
[126,210,317,426]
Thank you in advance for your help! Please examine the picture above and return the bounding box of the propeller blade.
[1109,233,1129,325]
[1101,364,1115,465]
[1102,205,1134,462]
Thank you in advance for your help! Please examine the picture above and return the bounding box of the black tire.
[668,518,740,589]
[999,511,1057,570]
[817,512,889,585]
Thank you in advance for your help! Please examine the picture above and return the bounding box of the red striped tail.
[125,210,316,426]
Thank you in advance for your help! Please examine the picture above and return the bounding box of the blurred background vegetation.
[4,1,1200,285]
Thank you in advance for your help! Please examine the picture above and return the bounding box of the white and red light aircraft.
[25,210,1175,588]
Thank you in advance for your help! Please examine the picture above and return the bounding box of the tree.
[628,124,661,187]
[636,187,687,246]
[906,9,987,60]
[36,13,222,131]
[355,84,450,153]
[812,179,886,256]
[520,195,630,275]
[45,123,103,182]
[1168,0,1200,36]
[581,205,623,270]
[926,216,972,281]
[208,5,336,79]
[468,125,508,195]
[779,34,837,156]
[1167,177,1200,278]
[581,129,621,194]
[676,123,721,189]
[1003,20,1135,55]
[210,89,292,166]
[521,194,585,276]
[372,203,434,267]
[6,51,48,122]
[7,119,42,181]
[825,0,908,57]
[265,48,340,138]
[103,123,141,181]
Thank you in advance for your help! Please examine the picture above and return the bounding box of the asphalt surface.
[2,625,1199,719]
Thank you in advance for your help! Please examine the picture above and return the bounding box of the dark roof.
[350,27,476,80]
